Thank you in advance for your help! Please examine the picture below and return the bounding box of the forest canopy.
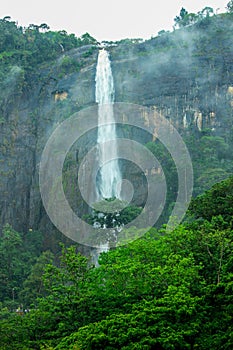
[0,16,97,73]
[0,176,233,349]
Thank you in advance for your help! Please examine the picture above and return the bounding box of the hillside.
[0,8,233,349]
[0,12,233,243]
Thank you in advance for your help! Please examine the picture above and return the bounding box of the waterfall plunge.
[95,49,121,199]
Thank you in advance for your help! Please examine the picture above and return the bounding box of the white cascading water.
[95,49,121,199]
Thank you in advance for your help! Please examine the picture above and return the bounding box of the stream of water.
[95,49,121,199]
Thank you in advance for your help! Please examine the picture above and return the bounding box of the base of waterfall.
[86,198,142,266]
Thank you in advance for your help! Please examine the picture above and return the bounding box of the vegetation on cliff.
[0,17,97,68]
[0,4,233,349]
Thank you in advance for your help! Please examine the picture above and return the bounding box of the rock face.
[0,15,233,247]
[109,25,233,137]
[0,46,98,243]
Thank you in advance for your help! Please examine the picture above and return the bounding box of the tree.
[174,7,189,27]
[39,23,50,32]
[19,251,54,307]
[158,30,170,36]
[174,6,214,29]
[78,32,98,45]
[0,224,23,304]
[188,176,233,222]
[56,239,204,349]
[199,6,214,18]
[226,0,233,12]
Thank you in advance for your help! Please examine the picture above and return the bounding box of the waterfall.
[95,49,121,199]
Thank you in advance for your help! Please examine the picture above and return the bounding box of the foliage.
[19,251,54,307]
[183,133,232,195]
[0,224,45,309]
[146,140,178,224]
[1,9,233,350]
[188,176,233,223]
[0,16,97,92]
[77,32,98,46]
[226,0,233,12]
[0,224,23,305]
[0,176,233,349]
[174,6,214,28]
[84,198,142,228]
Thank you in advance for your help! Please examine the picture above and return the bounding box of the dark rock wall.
[0,47,98,245]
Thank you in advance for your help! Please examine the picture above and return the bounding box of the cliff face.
[109,16,233,137]
[0,14,233,245]
[0,46,98,241]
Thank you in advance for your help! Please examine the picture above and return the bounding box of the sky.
[0,0,229,42]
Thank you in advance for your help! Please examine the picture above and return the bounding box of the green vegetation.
[1,6,233,349]
[0,224,44,309]
[174,6,214,28]
[84,198,142,229]
[0,176,233,349]
[226,0,233,12]
[183,133,233,195]
[0,16,97,93]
